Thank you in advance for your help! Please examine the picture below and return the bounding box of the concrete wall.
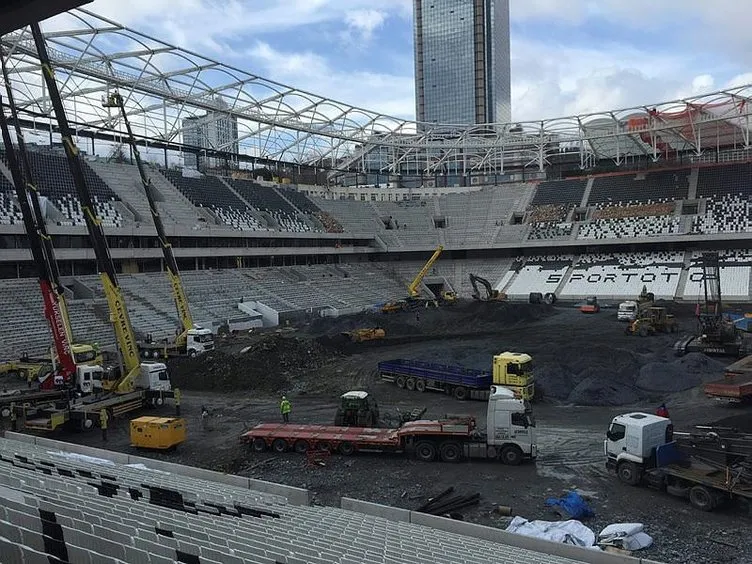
[340,497,665,564]
[4,432,309,506]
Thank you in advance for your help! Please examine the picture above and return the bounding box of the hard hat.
[282,395,287,400]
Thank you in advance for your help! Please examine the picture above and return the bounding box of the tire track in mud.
[534,425,606,480]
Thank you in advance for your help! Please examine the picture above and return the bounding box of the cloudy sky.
[59,0,752,123]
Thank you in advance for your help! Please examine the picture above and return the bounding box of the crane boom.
[0,49,75,345]
[0,93,76,382]
[31,23,141,393]
[102,92,193,345]
[408,245,444,297]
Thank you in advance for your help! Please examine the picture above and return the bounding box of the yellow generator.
[130,416,186,450]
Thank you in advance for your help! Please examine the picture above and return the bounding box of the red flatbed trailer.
[242,417,490,462]
[704,356,752,402]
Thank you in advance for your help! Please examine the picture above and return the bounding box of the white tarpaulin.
[505,516,597,548]
[599,523,653,551]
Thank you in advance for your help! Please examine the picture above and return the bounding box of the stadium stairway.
[673,252,693,300]
[579,178,594,207]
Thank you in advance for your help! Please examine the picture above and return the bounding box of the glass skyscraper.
[413,0,511,126]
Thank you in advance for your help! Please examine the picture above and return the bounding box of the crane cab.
[75,365,103,395]
[186,327,214,356]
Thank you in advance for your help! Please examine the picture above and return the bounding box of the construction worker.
[10,402,17,432]
[280,396,291,423]
[100,408,109,442]
[174,388,181,417]
[656,403,669,418]
[200,405,210,431]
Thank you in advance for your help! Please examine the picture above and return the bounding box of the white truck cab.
[186,327,214,357]
[486,385,537,462]
[137,362,172,392]
[75,365,103,394]
[605,412,673,484]
[617,301,638,321]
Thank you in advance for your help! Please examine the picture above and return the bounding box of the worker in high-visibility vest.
[10,402,17,432]
[100,408,109,442]
[280,396,291,423]
[174,388,181,417]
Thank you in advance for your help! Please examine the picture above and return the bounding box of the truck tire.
[272,438,288,453]
[415,379,426,392]
[317,441,332,452]
[689,485,716,511]
[294,440,309,453]
[415,441,437,462]
[453,386,468,400]
[406,377,416,391]
[189,349,197,358]
[395,375,406,388]
[500,445,523,466]
[439,441,462,463]
[339,441,355,456]
[252,438,267,452]
[617,461,642,485]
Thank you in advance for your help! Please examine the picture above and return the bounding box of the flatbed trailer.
[243,415,536,465]
[21,388,174,432]
[704,355,752,402]
[379,359,493,400]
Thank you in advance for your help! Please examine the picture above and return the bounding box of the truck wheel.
[689,486,715,511]
[439,441,462,463]
[189,350,197,358]
[294,440,309,453]
[272,438,288,453]
[339,441,355,456]
[415,379,426,392]
[453,386,468,401]
[500,445,523,466]
[415,441,437,462]
[251,438,267,452]
[395,375,406,388]
[406,378,416,391]
[317,441,332,452]
[617,461,642,485]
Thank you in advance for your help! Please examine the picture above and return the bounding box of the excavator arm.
[32,24,141,393]
[102,91,194,345]
[408,245,444,297]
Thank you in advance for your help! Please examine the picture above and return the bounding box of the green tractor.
[334,391,380,427]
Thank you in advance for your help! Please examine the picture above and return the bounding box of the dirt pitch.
[32,301,752,564]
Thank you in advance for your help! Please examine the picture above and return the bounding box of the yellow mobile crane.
[19,24,174,432]
[407,245,456,305]
[101,91,213,359]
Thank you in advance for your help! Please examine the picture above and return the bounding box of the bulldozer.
[626,307,678,336]
[341,328,386,343]
[333,391,380,426]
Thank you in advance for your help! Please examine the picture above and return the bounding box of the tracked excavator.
[17,25,174,432]
[469,273,506,301]
[101,91,212,359]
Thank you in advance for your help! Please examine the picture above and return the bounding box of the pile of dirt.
[168,334,339,394]
[634,353,727,392]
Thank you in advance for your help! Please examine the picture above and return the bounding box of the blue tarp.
[734,317,752,333]
[544,491,595,520]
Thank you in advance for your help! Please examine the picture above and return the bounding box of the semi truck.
[138,327,214,359]
[242,386,536,465]
[378,352,535,401]
[703,355,752,403]
[605,412,752,511]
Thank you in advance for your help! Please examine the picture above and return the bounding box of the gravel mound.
[635,353,727,392]
[168,335,339,394]
[567,376,640,406]
[535,364,576,400]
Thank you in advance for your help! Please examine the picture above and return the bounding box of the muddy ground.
[14,301,752,563]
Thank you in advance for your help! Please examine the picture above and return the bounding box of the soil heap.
[168,334,339,394]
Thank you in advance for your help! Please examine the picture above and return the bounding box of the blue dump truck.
[378,352,535,401]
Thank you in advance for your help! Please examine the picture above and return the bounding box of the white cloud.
[49,0,752,126]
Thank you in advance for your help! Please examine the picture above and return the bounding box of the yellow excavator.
[382,246,455,312]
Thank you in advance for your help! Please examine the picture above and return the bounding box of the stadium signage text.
[546,272,680,284]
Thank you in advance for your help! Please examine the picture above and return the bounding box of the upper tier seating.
[528,222,573,240]
[229,179,312,232]
[691,195,752,234]
[0,174,22,225]
[587,169,690,205]
[530,179,587,206]
[696,163,752,198]
[1,149,123,227]
[162,170,265,231]
[0,436,582,564]
[578,214,680,239]
[277,186,320,213]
